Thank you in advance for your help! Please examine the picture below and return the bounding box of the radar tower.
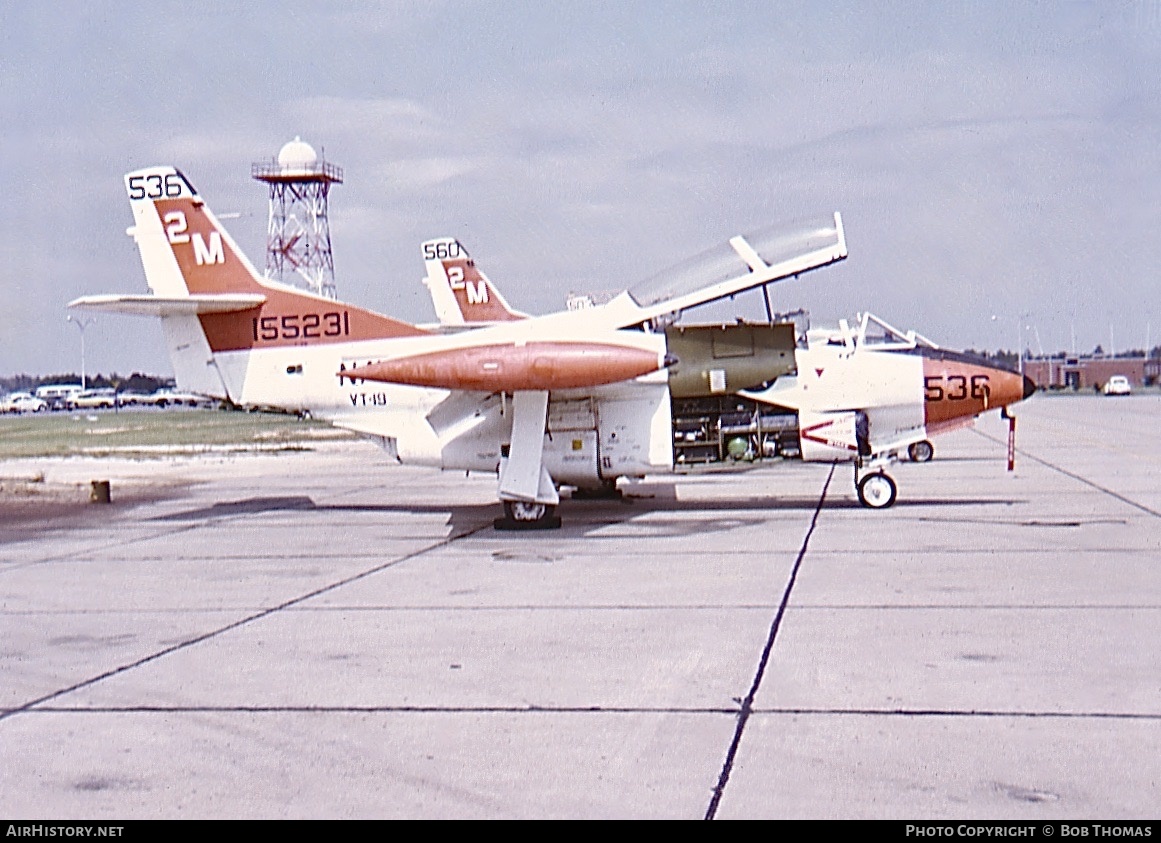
[252,137,344,299]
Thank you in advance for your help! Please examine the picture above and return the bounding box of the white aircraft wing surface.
[68,293,267,317]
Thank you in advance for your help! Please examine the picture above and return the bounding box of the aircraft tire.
[570,481,622,501]
[496,501,562,530]
[908,440,934,463]
[857,472,897,509]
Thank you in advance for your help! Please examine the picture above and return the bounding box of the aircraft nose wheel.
[907,440,934,463]
[496,500,562,530]
[857,472,897,509]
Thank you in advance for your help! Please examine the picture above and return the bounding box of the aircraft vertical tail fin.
[124,167,267,299]
[107,166,264,398]
[421,237,528,326]
[72,166,428,402]
[119,166,425,349]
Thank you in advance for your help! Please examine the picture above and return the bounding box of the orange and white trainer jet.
[419,238,1036,508]
[70,166,1032,527]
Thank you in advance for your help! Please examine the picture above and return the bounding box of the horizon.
[7,343,1161,392]
[4,3,1160,377]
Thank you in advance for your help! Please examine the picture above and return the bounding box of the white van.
[35,383,83,410]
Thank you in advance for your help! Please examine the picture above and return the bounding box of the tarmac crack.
[0,520,209,572]
[16,705,1161,720]
[704,463,835,821]
[0,519,494,724]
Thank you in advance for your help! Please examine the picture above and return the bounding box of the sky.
[3,1,1160,378]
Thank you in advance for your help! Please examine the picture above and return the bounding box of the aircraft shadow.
[154,491,1024,538]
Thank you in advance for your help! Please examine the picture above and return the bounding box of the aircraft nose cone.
[1023,374,1036,400]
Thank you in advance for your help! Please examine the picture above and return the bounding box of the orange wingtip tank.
[342,342,672,392]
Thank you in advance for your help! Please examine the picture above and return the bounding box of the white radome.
[277,136,318,171]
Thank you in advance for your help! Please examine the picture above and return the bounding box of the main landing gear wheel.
[570,481,622,501]
[857,472,897,509]
[495,500,562,531]
[908,440,934,463]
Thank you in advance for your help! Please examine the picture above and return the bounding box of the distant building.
[1023,355,1156,390]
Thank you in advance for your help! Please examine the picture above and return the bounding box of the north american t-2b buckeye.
[70,166,1035,528]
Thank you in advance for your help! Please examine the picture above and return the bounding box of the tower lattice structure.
[252,137,343,299]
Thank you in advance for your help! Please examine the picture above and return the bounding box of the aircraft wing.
[626,212,846,323]
[68,293,266,317]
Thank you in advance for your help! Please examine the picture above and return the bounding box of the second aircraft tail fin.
[421,237,528,326]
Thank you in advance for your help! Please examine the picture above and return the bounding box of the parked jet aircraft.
[71,166,1034,527]
[420,238,1033,485]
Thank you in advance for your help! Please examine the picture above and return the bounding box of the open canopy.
[627,213,846,320]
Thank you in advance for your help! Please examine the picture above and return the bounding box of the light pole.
[1016,312,1033,378]
[991,312,1032,376]
[66,315,96,389]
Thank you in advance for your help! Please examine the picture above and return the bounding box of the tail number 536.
[128,173,187,200]
[925,374,989,401]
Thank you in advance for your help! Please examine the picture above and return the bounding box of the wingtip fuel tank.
[341,341,672,393]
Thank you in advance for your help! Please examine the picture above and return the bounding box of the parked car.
[1102,375,1132,396]
[149,388,211,407]
[66,388,118,409]
[117,390,156,406]
[1,392,48,413]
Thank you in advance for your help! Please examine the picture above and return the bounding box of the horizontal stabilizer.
[68,293,266,317]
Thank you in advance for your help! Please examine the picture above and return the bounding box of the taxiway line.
[0,520,493,723]
[973,428,1161,519]
[1,520,210,572]
[704,463,836,820]
[5,602,1158,616]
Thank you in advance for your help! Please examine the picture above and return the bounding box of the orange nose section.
[923,357,1032,427]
